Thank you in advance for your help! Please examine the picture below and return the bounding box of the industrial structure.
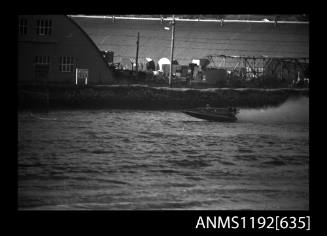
[17,15,309,88]
[72,15,309,87]
[18,15,114,85]
[206,54,309,83]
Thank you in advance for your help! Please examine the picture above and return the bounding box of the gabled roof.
[65,15,112,73]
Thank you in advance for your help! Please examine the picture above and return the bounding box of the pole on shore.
[44,67,49,114]
[135,32,140,74]
[281,61,283,81]
[169,15,175,88]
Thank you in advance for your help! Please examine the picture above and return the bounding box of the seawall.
[18,84,309,110]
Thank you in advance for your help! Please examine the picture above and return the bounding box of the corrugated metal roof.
[72,16,309,66]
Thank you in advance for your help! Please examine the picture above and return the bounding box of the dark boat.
[182,106,239,122]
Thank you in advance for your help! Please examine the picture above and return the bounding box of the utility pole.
[135,32,140,73]
[281,61,283,81]
[169,15,175,88]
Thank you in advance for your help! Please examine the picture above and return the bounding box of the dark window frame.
[59,56,75,72]
[36,19,52,36]
[35,56,50,66]
[19,18,28,35]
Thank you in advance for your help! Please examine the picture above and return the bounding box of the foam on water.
[238,96,309,124]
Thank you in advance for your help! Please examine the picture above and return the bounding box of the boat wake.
[29,113,58,121]
[237,96,309,124]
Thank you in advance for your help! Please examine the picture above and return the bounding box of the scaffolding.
[205,54,309,82]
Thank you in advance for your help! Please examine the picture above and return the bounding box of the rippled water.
[18,98,309,210]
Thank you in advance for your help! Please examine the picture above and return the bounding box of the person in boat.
[227,107,237,116]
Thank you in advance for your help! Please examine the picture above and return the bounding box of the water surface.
[18,97,309,210]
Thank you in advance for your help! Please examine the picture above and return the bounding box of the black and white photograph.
[17,14,309,212]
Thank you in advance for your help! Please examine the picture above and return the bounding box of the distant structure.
[18,15,114,85]
[72,15,309,67]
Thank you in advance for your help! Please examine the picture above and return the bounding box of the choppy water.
[18,97,309,210]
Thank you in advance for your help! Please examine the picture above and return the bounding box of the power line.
[79,17,308,63]
[97,39,308,47]
[87,33,308,45]
[97,43,307,55]
[70,15,309,25]
[88,32,308,43]
[85,26,308,36]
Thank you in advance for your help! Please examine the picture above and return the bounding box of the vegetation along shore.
[18,84,309,110]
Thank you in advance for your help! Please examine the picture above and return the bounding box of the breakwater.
[18,84,309,110]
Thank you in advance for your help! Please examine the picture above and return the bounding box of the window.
[36,19,52,36]
[19,18,27,35]
[59,56,74,72]
[256,67,264,73]
[246,67,264,74]
[35,56,50,65]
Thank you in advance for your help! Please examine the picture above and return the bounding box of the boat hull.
[182,110,237,122]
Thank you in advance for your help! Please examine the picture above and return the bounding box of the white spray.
[237,96,309,124]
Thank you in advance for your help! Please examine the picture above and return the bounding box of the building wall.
[18,15,114,84]
[204,69,227,85]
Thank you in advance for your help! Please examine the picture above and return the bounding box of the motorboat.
[182,106,239,122]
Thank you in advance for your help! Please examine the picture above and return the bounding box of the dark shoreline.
[18,84,309,110]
